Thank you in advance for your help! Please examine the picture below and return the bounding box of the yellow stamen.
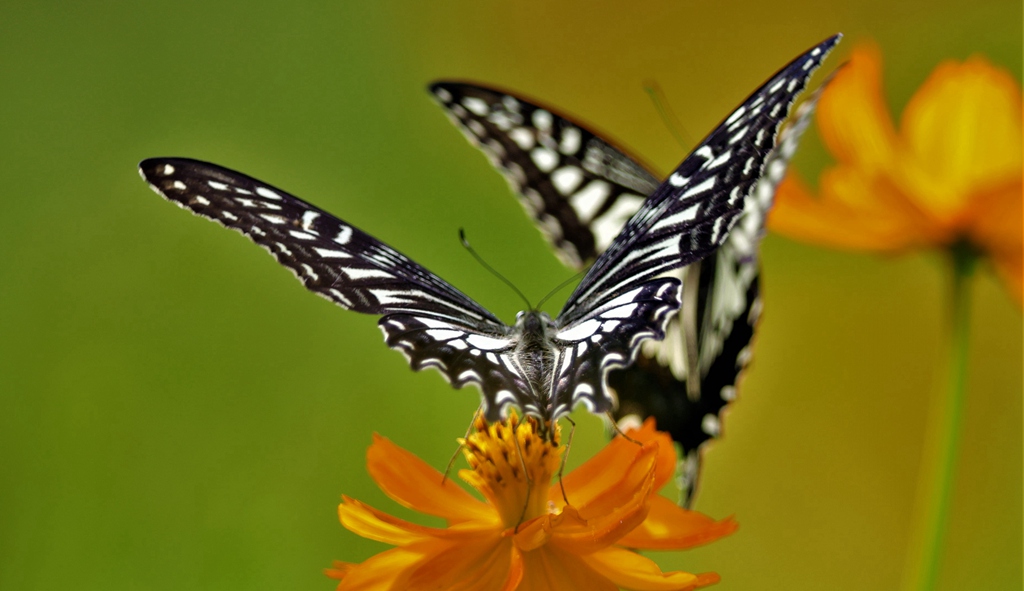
[459,412,562,528]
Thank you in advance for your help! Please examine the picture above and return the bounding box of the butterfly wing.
[139,158,531,420]
[561,35,841,326]
[430,82,660,268]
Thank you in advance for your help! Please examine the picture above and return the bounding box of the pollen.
[459,412,562,527]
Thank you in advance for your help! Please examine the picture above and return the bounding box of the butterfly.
[139,35,839,432]
[428,37,836,502]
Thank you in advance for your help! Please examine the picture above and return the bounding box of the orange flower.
[769,42,1023,302]
[327,414,737,590]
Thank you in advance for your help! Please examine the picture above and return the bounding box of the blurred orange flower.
[326,414,737,590]
[769,42,1023,302]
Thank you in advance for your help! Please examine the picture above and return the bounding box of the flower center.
[460,412,562,528]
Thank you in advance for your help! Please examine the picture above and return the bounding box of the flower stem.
[902,244,977,591]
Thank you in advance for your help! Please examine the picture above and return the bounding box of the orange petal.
[550,462,656,553]
[625,418,678,491]
[769,171,937,251]
[325,560,355,581]
[571,440,658,521]
[501,547,524,591]
[517,546,619,591]
[338,496,493,546]
[555,420,673,507]
[965,179,1024,305]
[404,537,513,591]
[899,55,1023,223]
[366,434,494,524]
[333,546,425,591]
[816,42,899,171]
[581,546,720,591]
[616,495,739,550]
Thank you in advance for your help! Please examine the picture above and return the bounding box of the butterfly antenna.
[460,229,533,310]
[643,80,694,150]
[535,268,588,311]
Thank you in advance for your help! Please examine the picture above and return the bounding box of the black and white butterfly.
[139,35,839,433]
[429,36,837,503]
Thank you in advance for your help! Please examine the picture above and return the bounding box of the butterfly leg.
[606,411,642,446]
[555,416,575,506]
[442,408,481,485]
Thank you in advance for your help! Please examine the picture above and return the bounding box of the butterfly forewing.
[430,82,660,268]
[560,34,841,326]
[140,158,498,325]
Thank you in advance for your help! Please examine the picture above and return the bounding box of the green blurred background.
[1,1,1020,590]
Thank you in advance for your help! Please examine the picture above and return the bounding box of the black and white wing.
[139,158,528,420]
[430,82,660,268]
[559,35,841,327]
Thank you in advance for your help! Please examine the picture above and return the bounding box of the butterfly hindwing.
[551,278,681,416]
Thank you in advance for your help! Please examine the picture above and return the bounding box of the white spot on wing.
[509,128,535,150]
[259,214,287,225]
[466,334,510,351]
[569,180,610,222]
[601,303,638,319]
[552,166,584,196]
[701,414,721,436]
[342,267,393,280]
[681,177,716,199]
[532,109,553,131]
[256,187,283,200]
[559,126,582,154]
[590,194,644,250]
[531,147,558,172]
[313,247,350,258]
[334,226,353,245]
[301,211,320,231]
[557,319,600,341]
[433,87,452,102]
[462,96,489,116]
[426,329,463,341]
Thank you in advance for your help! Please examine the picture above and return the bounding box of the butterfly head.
[515,310,556,339]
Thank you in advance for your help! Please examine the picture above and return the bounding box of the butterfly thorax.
[512,310,558,406]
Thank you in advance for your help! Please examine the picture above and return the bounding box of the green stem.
[902,245,977,591]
